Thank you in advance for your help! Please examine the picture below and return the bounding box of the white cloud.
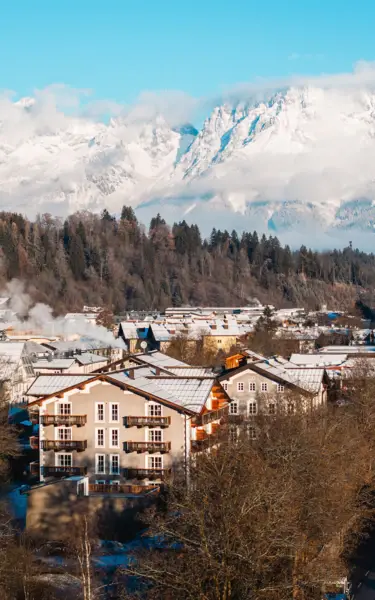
[2,63,375,246]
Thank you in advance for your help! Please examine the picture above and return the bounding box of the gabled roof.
[132,350,189,368]
[166,366,214,377]
[107,372,215,413]
[27,375,95,397]
[0,342,26,362]
[149,324,171,342]
[119,322,139,340]
[33,359,76,370]
[289,353,347,367]
[220,360,324,395]
[26,368,220,415]
[75,353,108,365]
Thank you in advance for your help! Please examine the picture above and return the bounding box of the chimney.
[155,367,161,376]
[128,368,134,380]
[211,324,217,330]
[223,324,229,330]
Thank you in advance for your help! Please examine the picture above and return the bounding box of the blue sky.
[1,0,375,105]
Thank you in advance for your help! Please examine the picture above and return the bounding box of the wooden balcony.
[43,465,87,477]
[125,468,171,480]
[41,415,87,427]
[191,428,222,452]
[193,405,229,426]
[41,440,87,452]
[123,416,171,428]
[124,441,171,454]
[89,483,158,495]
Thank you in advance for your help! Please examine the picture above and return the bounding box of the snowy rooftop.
[75,353,108,365]
[133,351,189,368]
[289,353,347,367]
[27,375,95,397]
[108,371,214,413]
[33,359,75,370]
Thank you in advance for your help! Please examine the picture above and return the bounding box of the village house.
[32,353,108,376]
[0,342,35,403]
[220,351,329,429]
[26,365,230,491]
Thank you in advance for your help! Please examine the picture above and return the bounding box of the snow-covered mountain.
[3,86,375,237]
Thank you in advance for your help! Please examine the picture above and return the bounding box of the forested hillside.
[0,207,374,313]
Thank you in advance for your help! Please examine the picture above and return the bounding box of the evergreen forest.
[0,207,374,313]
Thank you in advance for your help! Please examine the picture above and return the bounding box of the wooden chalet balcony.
[193,405,229,426]
[41,415,87,427]
[191,427,222,452]
[41,440,88,452]
[89,483,158,495]
[123,416,171,428]
[43,465,87,477]
[124,441,171,454]
[30,463,87,477]
[125,468,171,480]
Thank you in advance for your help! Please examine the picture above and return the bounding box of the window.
[96,403,104,422]
[287,403,295,415]
[261,382,268,392]
[237,382,244,392]
[95,428,105,448]
[110,428,119,448]
[57,427,72,441]
[229,402,239,415]
[57,454,72,467]
[95,480,106,485]
[58,403,71,415]
[148,456,162,470]
[217,339,222,344]
[222,382,228,391]
[268,403,276,415]
[247,425,257,440]
[249,381,256,392]
[229,425,238,442]
[277,384,284,393]
[248,402,257,416]
[95,454,105,474]
[110,480,120,486]
[148,403,162,417]
[110,454,120,475]
[149,429,162,442]
[110,403,119,423]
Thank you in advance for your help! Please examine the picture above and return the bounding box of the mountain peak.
[2,86,375,236]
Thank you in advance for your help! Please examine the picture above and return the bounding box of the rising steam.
[2,280,125,349]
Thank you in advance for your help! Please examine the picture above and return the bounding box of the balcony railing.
[41,440,87,452]
[43,465,87,477]
[125,468,171,480]
[41,415,87,427]
[193,405,229,426]
[124,441,171,454]
[89,483,158,495]
[123,416,171,428]
[191,429,223,452]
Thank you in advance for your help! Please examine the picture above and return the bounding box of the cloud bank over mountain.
[3,63,375,242]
